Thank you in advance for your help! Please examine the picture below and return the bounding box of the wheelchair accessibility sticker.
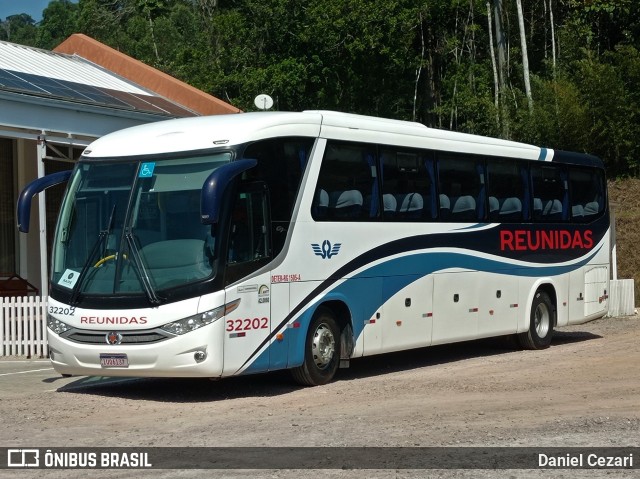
[139,162,156,178]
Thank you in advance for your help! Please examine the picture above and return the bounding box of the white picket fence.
[0,296,48,358]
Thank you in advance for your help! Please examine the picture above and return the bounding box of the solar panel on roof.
[141,95,196,116]
[107,89,167,113]
[13,70,133,108]
[69,82,131,107]
[0,67,193,116]
[18,72,87,100]
[0,68,49,94]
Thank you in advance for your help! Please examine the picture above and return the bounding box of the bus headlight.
[160,299,240,336]
[47,314,71,335]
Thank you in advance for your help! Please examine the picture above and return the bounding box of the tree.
[1,14,38,45]
[6,0,640,177]
[36,0,79,49]
[486,1,500,129]
[515,0,533,112]
[492,0,508,136]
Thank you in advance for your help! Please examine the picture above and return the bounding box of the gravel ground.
[1,314,639,478]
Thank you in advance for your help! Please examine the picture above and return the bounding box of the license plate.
[99,353,129,368]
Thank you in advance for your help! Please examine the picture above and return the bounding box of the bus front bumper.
[46,322,224,378]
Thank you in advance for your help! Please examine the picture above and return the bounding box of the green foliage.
[5,0,640,177]
[0,14,38,45]
[36,0,80,49]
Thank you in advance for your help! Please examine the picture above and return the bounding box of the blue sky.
[0,0,78,22]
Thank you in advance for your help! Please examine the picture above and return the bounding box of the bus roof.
[81,110,565,162]
[82,111,323,158]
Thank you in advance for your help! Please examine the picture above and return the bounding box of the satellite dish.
[254,94,274,110]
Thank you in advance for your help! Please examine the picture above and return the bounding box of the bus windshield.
[51,153,231,301]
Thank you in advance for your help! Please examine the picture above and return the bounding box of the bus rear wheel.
[291,307,340,386]
[518,290,554,350]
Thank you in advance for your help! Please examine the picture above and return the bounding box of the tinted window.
[531,164,568,222]
[438,154,483,222]
[380,147,436,221]
[569,167,606,222]
[487,158,527,222]
[243,137,313,222]
[313,142,376,221]
[244,137,313,254]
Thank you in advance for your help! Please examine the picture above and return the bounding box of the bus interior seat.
[451,195,477,221]
[543,199,563,220]
[396,193,423,219]
[572,204,584,220]
[489,196,500,214]
[439,194,451,219]
[488,196,500,220]
[313,188,329,218]
[329,190,363,218]
[533,197,543,219]
[499,197,522,221]
[584,201,599,217]
[134,229,162,248]
[383,194,397,217]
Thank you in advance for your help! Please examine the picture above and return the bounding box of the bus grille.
[62,328,172,345]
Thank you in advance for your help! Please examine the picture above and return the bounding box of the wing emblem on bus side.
[311,240,342,259]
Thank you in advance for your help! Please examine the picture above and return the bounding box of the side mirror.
[201,159,257,225]
[17,170,72,233]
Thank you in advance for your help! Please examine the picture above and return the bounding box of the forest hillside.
[2,0,640,177]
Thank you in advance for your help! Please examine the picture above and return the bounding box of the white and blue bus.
[18,111,609,386]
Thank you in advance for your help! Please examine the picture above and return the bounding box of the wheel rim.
[312,323,336,370]
[534,302,550,338]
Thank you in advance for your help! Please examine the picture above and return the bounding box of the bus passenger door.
[380,275,433,353]
[222,184,273,376]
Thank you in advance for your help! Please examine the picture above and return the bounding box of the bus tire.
[291,307,340,386]
[518,290,554,350]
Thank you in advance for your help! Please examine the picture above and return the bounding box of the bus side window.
[569,166,605,222]
[531,164,567,222]
[243,137,314,257]
[380,148,435,221]
[314,141,375,221]
[486,158,526,222]
[437,154,482,222]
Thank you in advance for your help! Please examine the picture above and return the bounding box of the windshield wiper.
[124,232,161,306]
[69,205,117,306]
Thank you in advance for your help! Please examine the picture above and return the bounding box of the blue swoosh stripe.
[240,245,602,374]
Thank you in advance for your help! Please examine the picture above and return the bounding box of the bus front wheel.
[291,308,340,386]
[519,290,554,350]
